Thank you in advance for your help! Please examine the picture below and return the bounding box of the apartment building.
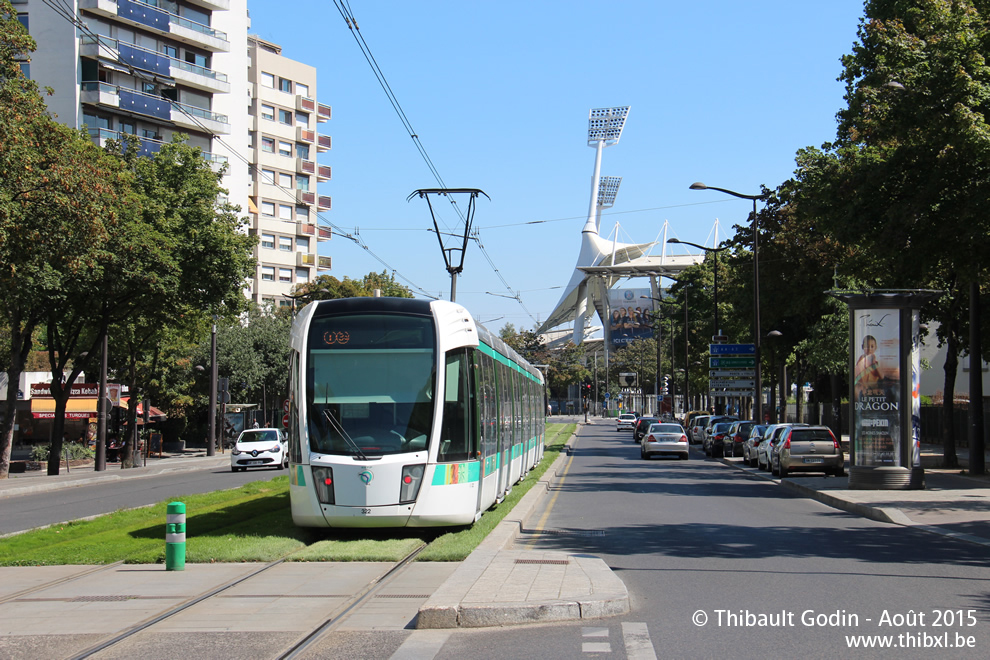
[16,0,250,204]
[246,35,332,307]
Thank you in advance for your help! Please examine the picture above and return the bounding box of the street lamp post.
[667,239,729,414]
[688,182,768,422]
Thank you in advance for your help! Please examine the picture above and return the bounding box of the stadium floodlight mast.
[571,107,630,344]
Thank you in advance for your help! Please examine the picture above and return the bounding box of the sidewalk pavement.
[1,417,988,643]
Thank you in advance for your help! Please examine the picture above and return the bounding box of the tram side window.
[440,349,476,462]
[288,349,302,463]
[480,352,497,460]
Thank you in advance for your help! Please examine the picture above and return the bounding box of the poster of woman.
[853,310,900,466]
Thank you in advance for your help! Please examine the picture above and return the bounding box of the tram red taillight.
[399,464,425,504]
[312,466,335,505]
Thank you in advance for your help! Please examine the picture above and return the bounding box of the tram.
[287,297,546,527]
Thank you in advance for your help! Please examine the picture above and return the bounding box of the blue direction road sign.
[709,356,756,368]
[709,343,756,355]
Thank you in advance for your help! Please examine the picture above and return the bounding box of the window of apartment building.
[296,112,310,128]
[261,202,275,217]
[296,269,310,284]
[296,206,310,222]
[248,130,254,148]
[83,113,110,130]
[261,266,275,281]
[161,44,177,59]
[119,121,135,135]
[279,236,293,252]
[278,140,292,157]
[279,268,293,283]
[278,172,292,189]
[261,136,275,153]
[296,174,310,192]
[297,237,310,253]
[185,51,208,69]
[261,234,275,249]
[279,108,293,125]
[17,13,27,31]
[180,4,211,26]
[261,104,275,121]
[296,83,309,97]
[141,127,161,140]
[261,168,275,184]
[296,143,310,160]
[278,77,292,93]
[279,204,293,220]
[261,72,275,88]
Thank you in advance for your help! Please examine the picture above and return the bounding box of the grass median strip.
[0,423,575,566]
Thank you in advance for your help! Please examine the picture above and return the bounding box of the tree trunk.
[942,323,960,469]
[1,312,35,479]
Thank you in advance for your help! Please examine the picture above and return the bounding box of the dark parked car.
[704,422,735,457]
[633,417,659,443]
[725,421,759,458]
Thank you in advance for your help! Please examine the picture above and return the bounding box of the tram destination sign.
[709,356,756,368]
[709,343,756,355]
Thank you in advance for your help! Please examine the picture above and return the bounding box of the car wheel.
[680,453,689,460]
[231,466,237,472]
[779,462,788,478]
[277,461,285,470]
[771,460,778,476]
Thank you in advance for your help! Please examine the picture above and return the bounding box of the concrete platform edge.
[418,433,630,629]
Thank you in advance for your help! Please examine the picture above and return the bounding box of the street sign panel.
[709,343,756,355]
[710,379,755,389]
[710,369,756,378]
[711,391,754,397]
[709,357,756,368]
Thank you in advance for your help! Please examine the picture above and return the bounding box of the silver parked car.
[641,423,689,460]
[757,424,796,471]
[689,415,710,444]
[775,425,845,477]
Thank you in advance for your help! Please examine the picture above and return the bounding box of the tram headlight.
[399,464,425,504]
[312,466,335,505]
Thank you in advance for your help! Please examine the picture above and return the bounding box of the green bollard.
[165,501,186,571]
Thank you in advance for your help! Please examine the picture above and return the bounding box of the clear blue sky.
[247,0,867,331]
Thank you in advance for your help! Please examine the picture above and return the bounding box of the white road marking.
[622,622,657,660]
[388,629,452,660]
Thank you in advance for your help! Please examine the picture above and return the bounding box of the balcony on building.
[296,96,316,113]
[87,127,226,168]
[317,103,331,123]
[296,252,316,267]
[79,0,230,53]
[80,81,120,110]
[317,195,332,211]
[79,35,228,93]
[317,165,331,182]
[297,127,315,143]
[297,222,317,237]
[187,0,230,11]
[317,134,331,153]
[296,190,316,206]
[318,256,332,271]
[317,227,332,242]
[171,100,230,135]
[298,159,316,175]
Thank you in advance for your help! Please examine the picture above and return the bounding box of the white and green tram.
[287,297,546,527]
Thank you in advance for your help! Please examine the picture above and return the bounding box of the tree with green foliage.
[788,0,990,468]
[0,3,136,478]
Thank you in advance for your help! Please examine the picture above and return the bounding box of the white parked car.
[616,413,638,432]
[231,428,288,472]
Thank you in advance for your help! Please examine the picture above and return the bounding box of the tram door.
[497,361,512,500]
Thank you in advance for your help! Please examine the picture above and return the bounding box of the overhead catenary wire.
[331,2,532,317]
[39,0,438,299]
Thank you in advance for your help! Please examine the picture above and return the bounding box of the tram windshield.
[306,313,436,456]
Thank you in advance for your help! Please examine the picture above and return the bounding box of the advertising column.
[832,290,939,490]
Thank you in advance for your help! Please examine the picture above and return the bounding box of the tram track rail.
[56,543,427,660]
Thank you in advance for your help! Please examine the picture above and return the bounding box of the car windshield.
[714,423,733,432]
[238,430,281,444]
[650,424,683,434]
